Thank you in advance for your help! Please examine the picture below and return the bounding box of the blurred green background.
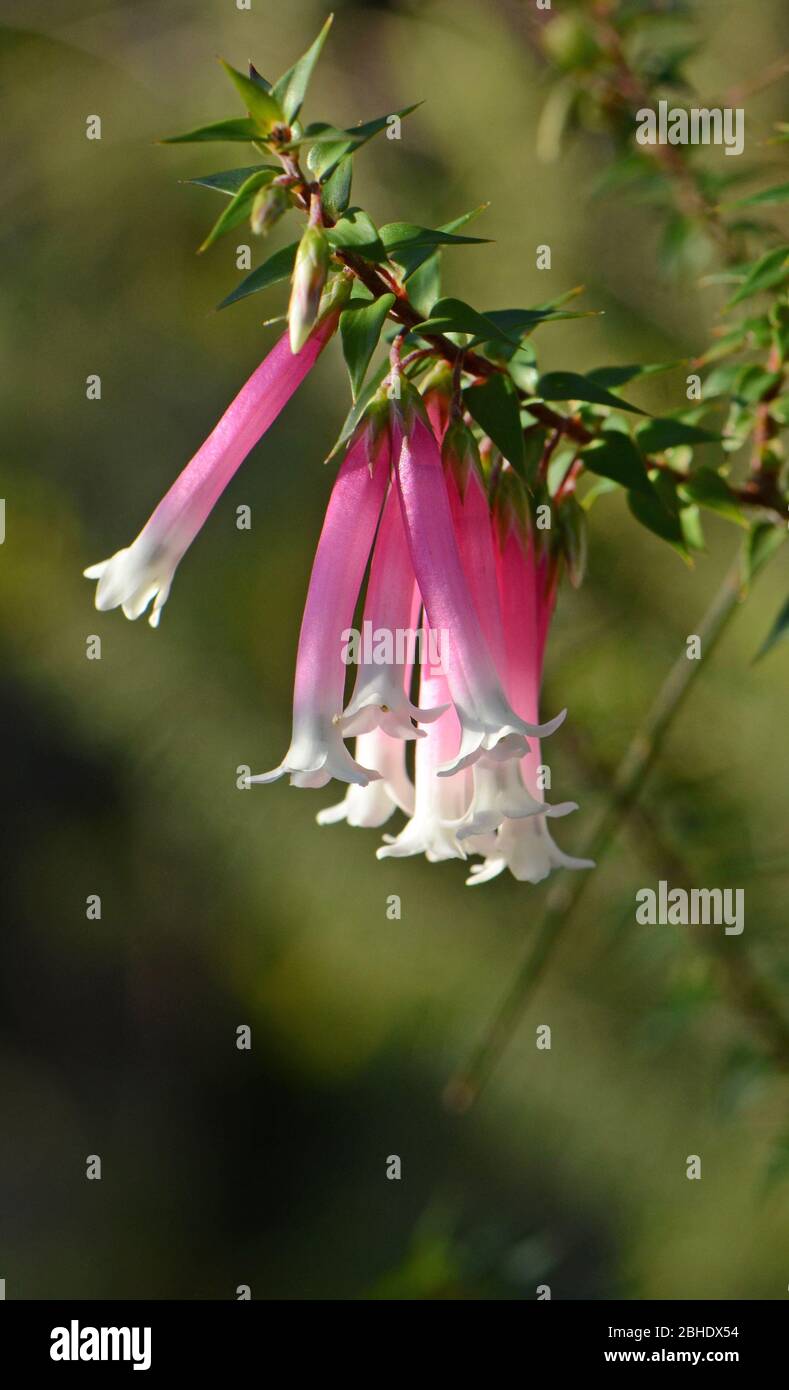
[1,0,788,1300]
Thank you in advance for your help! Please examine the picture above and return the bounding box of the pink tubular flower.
[84,311,340,627]
[448,453,577,841]
[340,484,446,740]
[392,400,566,776]
[377,664,471,862]
[467,515,594,886]
[250,434,389,789]
[317,727,414,828]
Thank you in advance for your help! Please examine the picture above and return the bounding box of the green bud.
[441,419,482,500]
[289,225,330,353]
[251,183,290,237]
[349,389,392,474]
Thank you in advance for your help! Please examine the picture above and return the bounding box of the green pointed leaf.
[627,487,687,553]
[272,14,334,122]
[582,433,653,496]
[728,182,789,209]
[302,104,422,178]
[321,155,352,220]
[161,117,262,145]
[220,60,285,135]
[537,370,646,414]
[557,496,588,589]
[186,164,277,195]
[754,595,789,662]
[392,206,488,281]
[678,467,747,527]
[728,245,789,306]
[326,208,386,261]
[586,361,680,388]
[380,223,490,253]
[416,298,518,346]
[742,522,786,586]
[340,293,395,400]
[199,168,276,252]
[463,375,525,470]
[636,418,719,451]
[248,64,273,93]
[217,241,298,310]
[680,504,706,552]
[325,361,390,463]
[406,253,441,317]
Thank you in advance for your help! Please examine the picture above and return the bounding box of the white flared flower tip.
[437,708,568,778]
[250,725,382,791]
[466,815,595,887]
[340,691,448,741]
[377,818,467,863]
[84,540,177,629]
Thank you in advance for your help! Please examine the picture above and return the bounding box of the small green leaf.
[586,361,680,388]
[416,298,518,346]
[380,223,489,253]
[394,206,489,281]
[220,60,285,134]
[198,168,276,252]
[636,418,719,450]
[463,375,525,470]
[678,468,747,527]
[302,104,422,179]
[406,253,441,317]
[582,433,653,496]
[754,595,789,662]
[326,208,386,261]
[729,182,789,209]
[728,245,789,306]
[217,241,298,310]
[271,14,334,123]
[325,361,390,463]
[742,522,786,586]
[186,164,277,195]
[680,504,705,552]
[321,155,352,220]
[627,487,686,553]
[161,117,263,144]
[340,293,395,400]
[557,496,588,589]
[537,370,646,414]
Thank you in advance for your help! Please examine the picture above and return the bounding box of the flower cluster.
[86,308,592,886]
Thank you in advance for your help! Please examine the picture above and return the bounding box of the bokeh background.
[1,0,788,1299]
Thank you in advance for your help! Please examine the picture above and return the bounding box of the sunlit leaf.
[340,293,395,399]
[272,14,334,123]
[217,241,298,310]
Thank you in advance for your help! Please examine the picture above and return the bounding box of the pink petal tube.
[393,412,565,775]
[251,436,389,789]
[465,524,592,886]
[341,484,446,740]
[85,313,339,627]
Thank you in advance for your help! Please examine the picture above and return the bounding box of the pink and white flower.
[84,311,340,627]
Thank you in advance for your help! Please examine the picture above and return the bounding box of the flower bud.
[348,389,392,475]
[251,183,290,237]
[289,226,330,353]
[441,419,482,500]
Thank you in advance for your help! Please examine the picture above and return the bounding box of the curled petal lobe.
[317,728,414,828]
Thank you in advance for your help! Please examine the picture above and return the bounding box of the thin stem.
[445,548,769,1111]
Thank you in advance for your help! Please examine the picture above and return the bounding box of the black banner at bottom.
[0,1298,782,1375]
